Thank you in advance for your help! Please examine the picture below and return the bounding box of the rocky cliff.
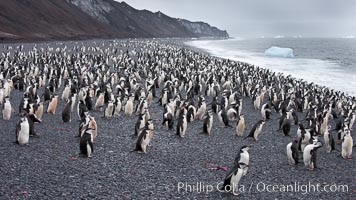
[0,0,229,41]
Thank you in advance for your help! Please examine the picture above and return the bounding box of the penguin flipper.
[234,154,241,165]
[243,134,252,140]
[331,136,335,151]
[89,141,94,153]
[220,177,232,192]
[224,164,240,180]
[226,124,233,128]
[292,151,299,164]
[15,121,21,142]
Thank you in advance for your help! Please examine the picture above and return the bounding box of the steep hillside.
[0,0,229,41]
[0,0,114,41]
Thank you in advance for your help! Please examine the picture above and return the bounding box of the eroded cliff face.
[68,0,114,24]
[178,19,229,38]
[0,0,113,41]
[0,0,229,41]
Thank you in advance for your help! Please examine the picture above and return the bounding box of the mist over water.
[186,38,356,97]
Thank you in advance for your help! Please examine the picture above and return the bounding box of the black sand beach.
[0,39,355,199]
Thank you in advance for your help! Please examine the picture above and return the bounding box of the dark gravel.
[0,40,355,200]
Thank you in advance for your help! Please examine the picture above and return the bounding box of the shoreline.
[182,38,356,99]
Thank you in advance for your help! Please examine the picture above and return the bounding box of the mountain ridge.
[0,0,228,42]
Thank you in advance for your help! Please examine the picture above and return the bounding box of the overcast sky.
[120,0,356,38]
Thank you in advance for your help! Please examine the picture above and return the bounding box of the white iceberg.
[265,46,294,58]
[342,35,355,39]
[274,35,285,38]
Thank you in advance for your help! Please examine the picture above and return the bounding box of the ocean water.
[186,38,356,97]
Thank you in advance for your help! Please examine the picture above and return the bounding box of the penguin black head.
[19,109,28,116]
[20,115,27,122]
[240,145,250,151]
[85,127,94,135]
[28,114,41,123]
[238,162,249,168]
[298,123,305,129]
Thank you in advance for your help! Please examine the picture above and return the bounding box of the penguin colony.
[0,39,355,197]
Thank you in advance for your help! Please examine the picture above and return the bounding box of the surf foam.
[186,39,356,97]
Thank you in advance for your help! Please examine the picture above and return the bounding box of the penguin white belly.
[144,112,151,122]
[77,102,82,119]
[147,123,154,131]
[147,93,153,105]
[207,118,213,134]
[297,130,302,140]
[168,103,176,116]
[342,137,353,159]
[3,103,11,120]
[301,134,311,152]
[217,112,223,125]
[303,145,313,167]
[78,91,85,102]
[181,120,187,137]
[0,89,4,103]
[207,88,211,97]
[254,127,263,140]
[228,95,234,104]
[47,99,58,114]
[240,153,249,165]
[240,153,249,176]
[106,107,113,117]
[350,115,355,130]
[71,96,76,112]
[324,133,331,152]
[125,100,133,116]
[95,97,104,110]
[36,105,43,120]
[261,109,266,120]
[105,105,114,118]
[114,102,121,117]
[62,88,70,101]
[254,98,260,109]
[320,122,328,135]
[230,170,243,194]
[89,120,97,142]
[236,120,245,136]
[286,143,294,165]
[4,84,11,97]
[303,100,308,111]
[227,109,237,121]
[196,104,206,120]
[141,135,151,153]
[161,95,167,105]
[47,101,53,113]
[87,143,92,157]
[139,120,145,130]
[18,122,30,145]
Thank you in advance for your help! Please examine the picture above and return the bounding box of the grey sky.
[119,0,356,38]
